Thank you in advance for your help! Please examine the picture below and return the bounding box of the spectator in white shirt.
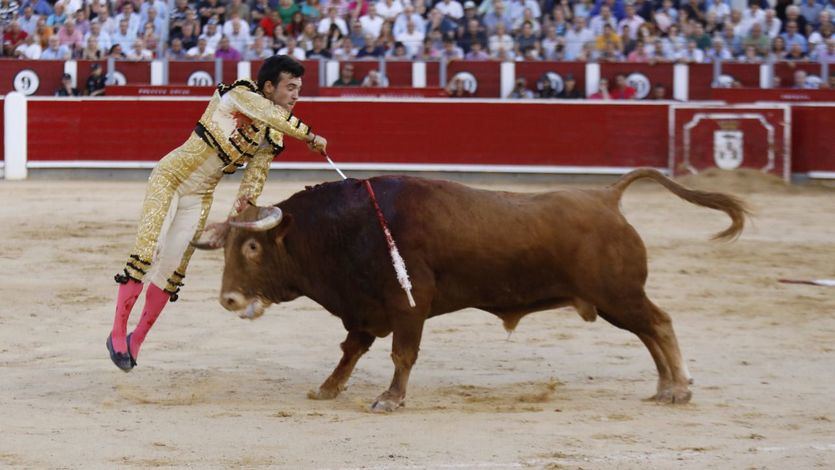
[617,3,644,40]
[376,0,404,21]
[200,20,223,50]
[589,5,617,37]
[186,37,215,59]
[317,6,349,36]
[394,19,425,56]
[564,15,594,60]
[360,4,385,39]
[706,0,731,24]
[15,34,42,59]
[436,0,464,19]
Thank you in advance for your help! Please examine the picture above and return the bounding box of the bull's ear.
[274,214,294,245]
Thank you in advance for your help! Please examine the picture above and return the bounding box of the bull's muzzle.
[220,291,248,311]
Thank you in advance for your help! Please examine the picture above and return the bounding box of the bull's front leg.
[371,317,425,413]
[308,331,375,400]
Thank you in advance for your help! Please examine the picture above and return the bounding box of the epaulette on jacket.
[217,79,258,96]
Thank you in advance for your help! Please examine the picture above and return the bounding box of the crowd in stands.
[1,0,833,64]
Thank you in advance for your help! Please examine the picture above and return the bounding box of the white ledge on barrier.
[4,91,27,180]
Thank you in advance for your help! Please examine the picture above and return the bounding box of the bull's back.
[381,177,647,312]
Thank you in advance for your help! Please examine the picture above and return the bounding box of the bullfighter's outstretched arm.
[227,86,312,142]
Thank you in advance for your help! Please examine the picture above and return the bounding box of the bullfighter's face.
[263,72,302,112]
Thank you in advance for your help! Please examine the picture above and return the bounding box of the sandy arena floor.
[0,171,833,469]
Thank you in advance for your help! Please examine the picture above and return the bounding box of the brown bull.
[195,169,748,412]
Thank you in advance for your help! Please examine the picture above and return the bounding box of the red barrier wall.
[791,105,835,173]
[25,99,669,168]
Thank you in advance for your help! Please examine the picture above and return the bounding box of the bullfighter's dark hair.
[257,55,305,92]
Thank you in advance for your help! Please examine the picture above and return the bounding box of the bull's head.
[193,204,296,319]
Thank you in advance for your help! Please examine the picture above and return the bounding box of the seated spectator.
[198,0,226,28]
[200,19,222,50]
[790,69,812,88]
[436,0,465,20]
[445,76,473,97]
[166,37,188,59]
[47,2,68,29]
[377,0,405,21]
[214,35,241,60]
[743,22,771,57]
[648,38,673,62]
[307,34,333,59]
[596,38,624,61]
[705,38,733,62]
[18,6,40,36]
[14,34,42,59]
[357,34,385,57]
[653,0,677,32]
[426,7,459,36]
[564,16,594,60]
[85,20,112,53]
[395,19,425,57]
[278,36,307,60]
[186,37,215,59]
[79,35,103,59]
[242,36,270,60]
[464,40,490,59]
[55,73,79,97]
[361,69,388,87]
[781,20,808,54]
[107,43,126,59]
[588,77,611,99]
[3,20,28,56]
[738,44,764,62]
[483,1,511,35]
[516,20,539,52]
[332,36,358,59]
[590,4,617,37]
[301,0,323,21]
[595,23,621,52]
[541,24,563,60]
[618,3,644,40]
[535,75,558,98]
[513,8,541,36]
[488,21,514,56]
[332,63,361,86]
[224,14,250,53]
[127,38,153,60]
[360,4,385,39]
[785,42,808,60]
[650,83,668,100]
[783,5,808,34]
[769,35,788,61]
[86,63,106,96]
[40,35,71,59]
[508,77,534,98]
[706,0,730,25]
[440,36,465,60]
[387,40,410,59]
[297,22,318,50]
[557,74,583,99]
[458,18,487,53]
[627,38,649,61]
[815,38,835,63]
[111,19,136,52]
[318,6,349,36]
[676,40,705,64]
[610,74,636,99]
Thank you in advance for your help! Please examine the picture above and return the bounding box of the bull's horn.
[229,206,283,231]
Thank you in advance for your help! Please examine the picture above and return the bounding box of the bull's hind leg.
[309,331,375,400]
[371,314,426,413]
[598,296,692,404]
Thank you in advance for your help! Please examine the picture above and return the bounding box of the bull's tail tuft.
[610,168,750,241]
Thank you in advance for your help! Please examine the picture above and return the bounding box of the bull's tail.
[609,168,750,241]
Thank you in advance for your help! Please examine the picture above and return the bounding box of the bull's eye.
[242,237,262,261]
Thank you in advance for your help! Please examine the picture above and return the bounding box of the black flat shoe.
[106,333,134,372]
[126,332,138,368]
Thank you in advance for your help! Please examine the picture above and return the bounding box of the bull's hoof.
[370,393,405,413]
[106,334,133,372]
[645,387,692,404]
[307,387,341,400]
